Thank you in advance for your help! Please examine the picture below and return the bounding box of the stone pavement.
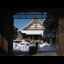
[32,52,57,56]
[13,52,57,56]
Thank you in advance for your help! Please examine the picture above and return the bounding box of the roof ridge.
[21,18,43,30]
[21,19,34,30]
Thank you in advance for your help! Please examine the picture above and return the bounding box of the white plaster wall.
[21,30,44,36]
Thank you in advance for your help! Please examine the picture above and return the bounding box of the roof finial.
[34,16,38,19]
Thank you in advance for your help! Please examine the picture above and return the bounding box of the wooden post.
[3,15,9,53]
[8,15,14,55]
[0,15,4,48]
[0,33,4,47]
[32,36,34,40]
[58,18,64,56]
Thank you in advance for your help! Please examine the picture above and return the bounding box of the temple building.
[18,17,45,42]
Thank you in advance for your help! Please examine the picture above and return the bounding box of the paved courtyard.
[13,42,57,56]
[33,52,57,56]
[13,51,57,56]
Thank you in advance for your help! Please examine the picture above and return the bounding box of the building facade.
[19,17,45,43]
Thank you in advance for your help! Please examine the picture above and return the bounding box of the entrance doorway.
[1,8,64,56]
[11,11,58,56]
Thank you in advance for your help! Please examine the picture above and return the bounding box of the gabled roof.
[22,17,44,30]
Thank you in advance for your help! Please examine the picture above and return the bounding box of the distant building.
[17,17,45,42]
[16,31,23,40]
[13,26,18,40]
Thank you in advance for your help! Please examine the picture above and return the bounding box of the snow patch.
[39,43,56,52]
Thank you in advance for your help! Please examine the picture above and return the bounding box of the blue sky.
[14,19,44,30]
[13,12,46,30]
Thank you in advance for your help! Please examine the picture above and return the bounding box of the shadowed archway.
[0,8,64,56]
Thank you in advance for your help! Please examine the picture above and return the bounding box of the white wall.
[21,30,44,36]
